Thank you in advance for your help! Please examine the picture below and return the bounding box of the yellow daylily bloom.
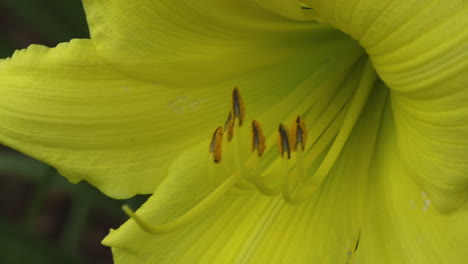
[0,0,467,263]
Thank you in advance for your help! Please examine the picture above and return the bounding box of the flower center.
[123,59,377,234]
[209,60,377,205]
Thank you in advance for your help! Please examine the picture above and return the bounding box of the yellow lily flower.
[1,0,467,263]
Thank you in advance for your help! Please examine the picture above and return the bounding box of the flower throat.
[123,60,377,234]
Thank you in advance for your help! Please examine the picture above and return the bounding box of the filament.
[122,172,241,234]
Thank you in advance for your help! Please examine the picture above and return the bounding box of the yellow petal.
[0,39,212,198]
[355,105,468,263]
[82,0,332,85]
[251,0,313,21]
[306,0,468,211]
[102,78,389,263]
[0,35,361,199]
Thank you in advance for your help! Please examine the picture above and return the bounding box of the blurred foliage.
[0,1,148,264]
[2,0,89,41]
[0,151,149,264]
[0,217,83,264]
[0,35,15,58]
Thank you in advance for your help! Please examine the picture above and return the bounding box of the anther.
[231,87,245,127]
[290,116,307,152]
[278,124,291,159]
[224,111,235,141]
[209,126,224,163]
[251,120,266,157]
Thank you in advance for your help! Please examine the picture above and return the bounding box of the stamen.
[290,116,307,181]
[282,60,378,204]
[246,155,283,196]
[122,172,241,234]
[209,126,224,163]
[251,120,266,157]
[278,124,291,159]
[230,122,249,181]
[290,116,307,152]
[224,111,235,142]
[231,87,245,127]
[252,173,282,196]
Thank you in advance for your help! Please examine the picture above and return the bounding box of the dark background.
[0,1,148,263]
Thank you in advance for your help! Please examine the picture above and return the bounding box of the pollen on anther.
[209,126,224,163]
[251,120,266,157]
[278,124,291,159]
[231,87,245,127]
[290,116,307,151]
[224,111,235,142]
